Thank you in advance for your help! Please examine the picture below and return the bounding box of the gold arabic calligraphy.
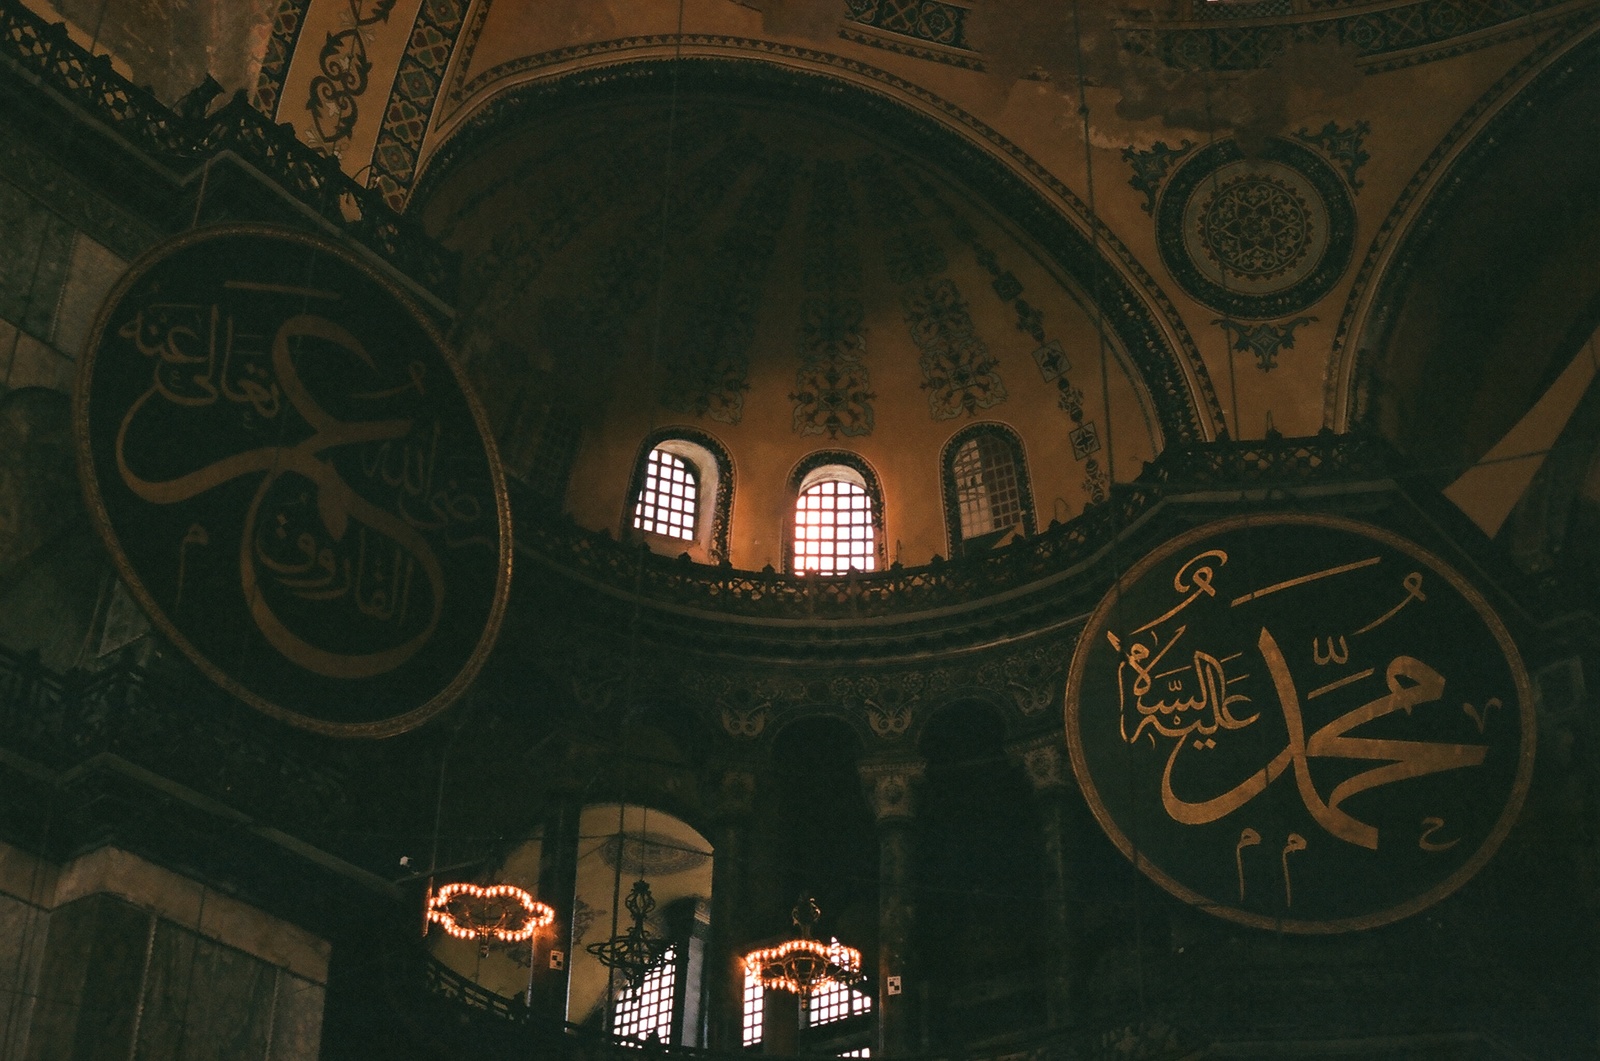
[1114,549,1490,851]
[114,294,486,679]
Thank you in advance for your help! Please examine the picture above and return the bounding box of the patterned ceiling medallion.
[1157,138,1354,320]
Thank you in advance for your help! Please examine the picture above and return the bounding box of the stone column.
[1007,734,1078,1027]
[703,768,755,1051]
[859,757,924,1057]
[529,787,582,1022]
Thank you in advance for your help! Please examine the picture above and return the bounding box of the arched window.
[633,448,698,540]
[786,452,885,574]
[941,424,1035,556]
[626,430,734,562]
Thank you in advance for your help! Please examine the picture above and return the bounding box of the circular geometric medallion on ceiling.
[75,225,512,738]
[1157,138,1355,320]
[1065,513,1533,933]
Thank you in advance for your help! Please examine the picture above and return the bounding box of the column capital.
[710,766,758,822]
[858,757,926,824]
[1005,733,1073,794]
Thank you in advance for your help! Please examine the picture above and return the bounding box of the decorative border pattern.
[1117,0,1587,73]
[1156,136,1356,321]
[0,0,455,297]
[412,49,1223,445]
[939,421,1038,558]
[443,0,493,111]
[252,0,312,117]
[844,0,973,51]
[1325,23,1599,428]
[370,0,471,209]
[837,25,985,72]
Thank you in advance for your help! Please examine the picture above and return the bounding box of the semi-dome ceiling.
[421,96,1162,569]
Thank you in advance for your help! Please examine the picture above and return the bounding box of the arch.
[1329,24,1600,433]
[757,715,876,974]
[412,55,1218,448]
[784,451,887,575]
[940,422,1037,558]
[624,427,735,562]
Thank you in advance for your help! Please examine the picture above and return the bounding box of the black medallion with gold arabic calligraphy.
[1065,514,1533,932]
[76,226,511,737]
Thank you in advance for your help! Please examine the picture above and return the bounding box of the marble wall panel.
[182,935,277,1061]
[4,333,74,393]
[133,918,197,1060]
[53,234,127,362]
[0,179,74,342]
[266,972,325,1061]
[25,893,152,1061]
[137,925,277,1061]
[0,892,50,1060]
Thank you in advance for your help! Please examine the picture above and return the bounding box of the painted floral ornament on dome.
[427,882,554,955]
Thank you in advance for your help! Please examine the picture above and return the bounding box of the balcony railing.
[516,432,1396,623]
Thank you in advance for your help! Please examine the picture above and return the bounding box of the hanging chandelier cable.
[592,3,689,1017]
[1069,0,1149,1022]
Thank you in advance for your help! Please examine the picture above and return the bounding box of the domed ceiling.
[421,97,1161,569]
[19,0,1600,568]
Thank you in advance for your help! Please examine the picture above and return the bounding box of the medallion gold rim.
[1063,511,1536,933]
[74,223,513,739]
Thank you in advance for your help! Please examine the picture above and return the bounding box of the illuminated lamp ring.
[427,882,555,943]
[744,938,863,999]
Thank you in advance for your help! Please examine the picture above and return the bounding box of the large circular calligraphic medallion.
[76,226,511,737]
[1157,138,1354,320]
[1065,514,1533,932]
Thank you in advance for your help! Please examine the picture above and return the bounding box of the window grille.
[525,406,582,501]
[952,434,1023,541]
[805,967,872,1027]
[633,449,698,540]
[794,480,875,573]
[742,965,765,1046]
[613,946,677,1043]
